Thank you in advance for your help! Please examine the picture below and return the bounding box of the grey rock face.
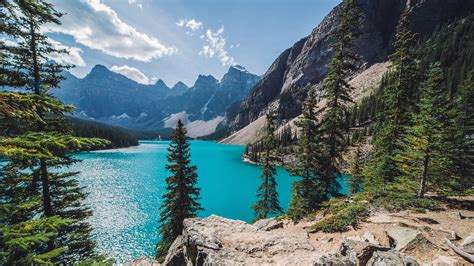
[229,0,474,133]
[163,215,422,266]
[461,233,474,254]
[163,215,321,265]
[367,250,419,266]
[387,226,433,252]
[252,218,284,231]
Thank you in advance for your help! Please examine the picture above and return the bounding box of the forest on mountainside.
[69,117,139,149]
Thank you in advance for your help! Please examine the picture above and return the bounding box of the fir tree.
[287,89,325,221]
[364,8,418,190]
[448,70,474,194]
[156,120,203,261]
[347,145,363,194]
[1,1,108,263]
[319,0,361,196]
[397,63,451,197]
[252,112,283,222]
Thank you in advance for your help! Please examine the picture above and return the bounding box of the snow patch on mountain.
[111,113,131,119]
[163,112,224,137]
[186,116,224,138]
[163,111,189,128]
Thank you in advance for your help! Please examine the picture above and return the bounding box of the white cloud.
[176,19,203,31]
[45,0,177,62]
[48,39,86,67]
[199,26,235,66]
[128,0,142,9]
[110,65,156,85]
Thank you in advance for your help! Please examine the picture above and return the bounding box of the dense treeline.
[70,117,139,148]
[346,13,474,145]
[245,124,296,163]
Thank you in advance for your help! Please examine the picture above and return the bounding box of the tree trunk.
[417,152,430,198]
[40,159,53,216]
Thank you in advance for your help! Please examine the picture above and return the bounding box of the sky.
[45,0,341,87]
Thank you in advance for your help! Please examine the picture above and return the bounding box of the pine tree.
[156,120,203,261]
[1,1,108,263]
[252,112,283,222]
[319,0,361,196]
[448,70,474,194]
[397,63,451,198]
[348,145,363,194]
[364,8,418,191]
[287,89,326,221]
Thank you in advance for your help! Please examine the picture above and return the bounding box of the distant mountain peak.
[154,79,168,88]
[90,64,109,73]
[230,65,249,73]
[195,74,219,86]
[172,81,188,90]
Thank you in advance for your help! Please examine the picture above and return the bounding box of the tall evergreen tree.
[1,1,108,263]
[448,70,474,194]
[319,0,361,196]
[252,112,283,222]
[364,8,418,190]
[156,120,203,261]
[398,63,451,198]
[287,89,326,222]
[347,145,363,194]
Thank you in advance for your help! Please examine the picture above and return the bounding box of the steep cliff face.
[228,0,474,136]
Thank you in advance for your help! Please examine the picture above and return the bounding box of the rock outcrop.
[162,215,429,266]
[163,215,321,265]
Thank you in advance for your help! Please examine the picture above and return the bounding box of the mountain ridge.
[53,64,260,137]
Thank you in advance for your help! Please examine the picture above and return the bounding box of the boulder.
[431,255,458,265]
[367,250,419,266]
[252,218,284,231]
[362,232,379,245]
[164,215,322,265]
[340,239,390,265]
[461,233,474,254]
[387,226,433,252]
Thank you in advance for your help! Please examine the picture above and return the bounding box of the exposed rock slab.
[387,226,433,252]
[253,218,284,231]
[461,233,474,254]
[164,215,322,265]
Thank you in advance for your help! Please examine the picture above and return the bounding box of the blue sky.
[46,0,340,86]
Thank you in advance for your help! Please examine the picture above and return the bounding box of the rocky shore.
[128,198,474,265]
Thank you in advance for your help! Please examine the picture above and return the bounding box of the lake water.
[70,140,349,263]
[71,141,293,263]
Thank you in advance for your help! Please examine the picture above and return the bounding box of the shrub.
[309,202,370,233]
[371,192,442,212]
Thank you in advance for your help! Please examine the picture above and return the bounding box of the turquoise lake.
[70,140,349,263]
[71,141,293,263]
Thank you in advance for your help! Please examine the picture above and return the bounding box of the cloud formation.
[176,19,203,31]
[111,65,157,85]
[199,26,235,66]
[48,39,86,67]
[128,0,142,9]
[46,0,177,62]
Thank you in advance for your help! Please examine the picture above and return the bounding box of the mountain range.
[53,65,260,137]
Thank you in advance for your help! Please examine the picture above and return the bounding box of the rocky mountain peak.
[194,74,219,89]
